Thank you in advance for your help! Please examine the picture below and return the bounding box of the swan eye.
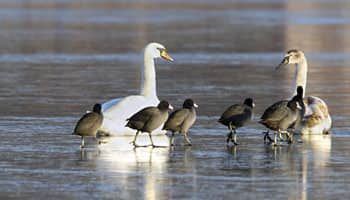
[282,56,289,64]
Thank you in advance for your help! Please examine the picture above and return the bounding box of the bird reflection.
[301,134,331,167]
[76,144,100,161]
[262,143,285,160]
[95,135,170,200]
[226,145,238,158]
[80,148,86,160]
[97,135,169,162]
[293,134,331,200]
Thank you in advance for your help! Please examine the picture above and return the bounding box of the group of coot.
[73,86,304,148]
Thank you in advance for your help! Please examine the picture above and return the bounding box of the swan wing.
[99,95,160,135]
[102,98,123,111]
[301,96,331,131]
[102,95,158,119]
[304,96,329,118]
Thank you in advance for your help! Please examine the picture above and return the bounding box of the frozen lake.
[0,0,350,199]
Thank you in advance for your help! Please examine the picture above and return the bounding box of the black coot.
[163,99,198,146]
[126,100,173,148]
[260,87,304,145]
[218,98,254,145]
[73,103,103,148]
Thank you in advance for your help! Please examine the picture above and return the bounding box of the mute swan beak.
[161,50,174,62]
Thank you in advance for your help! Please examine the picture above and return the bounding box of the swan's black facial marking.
[282,56,290,64]
[276,55,290,70]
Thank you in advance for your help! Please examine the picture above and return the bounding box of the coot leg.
[278,132,285,141]
[232,129,239,145]
[184,132,192,146]
[170,131,175,146]
[80,136,85,149]
[227,124,233,145]
[283,130,293,144]
[132,131,150,148]
[273,131,278,146]
[148,133,166,148]
[130,130,140,147]
[148,132,156,147]
[263,131,273,143]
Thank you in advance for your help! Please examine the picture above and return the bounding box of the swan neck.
[140,51,157,98]
[291,59,307,98]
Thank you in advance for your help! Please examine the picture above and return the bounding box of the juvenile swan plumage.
[276,49,331,134]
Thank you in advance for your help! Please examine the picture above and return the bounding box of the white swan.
[276,49,331,134]
[99,42,173,136]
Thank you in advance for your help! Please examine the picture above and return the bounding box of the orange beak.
[160,50,174,62]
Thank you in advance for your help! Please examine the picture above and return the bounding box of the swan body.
[277,49,331,134]
[99,43,173,136]
[297,96,332,134]
[101,96,160,135]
